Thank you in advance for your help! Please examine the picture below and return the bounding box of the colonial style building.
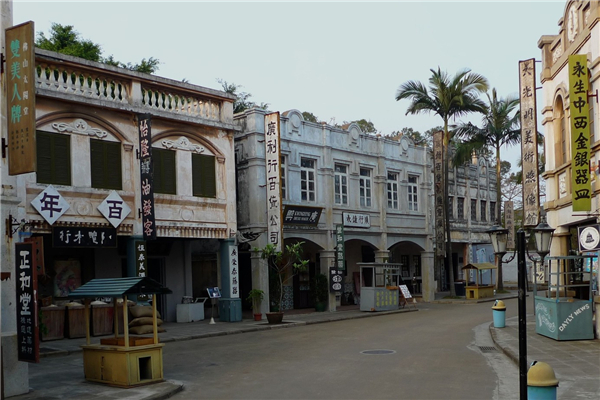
[539,0,599,256]
[234,108,436,314]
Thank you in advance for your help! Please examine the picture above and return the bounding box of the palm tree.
[396,68,488,296]
[452,89,520,291]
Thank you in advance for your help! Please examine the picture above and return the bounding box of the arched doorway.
[389,241,425,295]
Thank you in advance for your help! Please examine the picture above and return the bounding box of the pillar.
[319,250,335,311]
[374,249,390,263]
[251,250,269,315]
[420,250,435,302]
[218,238,242,322]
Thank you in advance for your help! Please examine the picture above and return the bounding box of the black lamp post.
[487,223,514,292]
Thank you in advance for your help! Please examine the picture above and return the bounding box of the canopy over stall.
[461,263,496,299]
[68,277,172,387]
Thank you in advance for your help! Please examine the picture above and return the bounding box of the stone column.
[218,239,241,321]
[251,249,269,315]
[374,249,390,263]
[420,250,436,302]
[319,250,335,311]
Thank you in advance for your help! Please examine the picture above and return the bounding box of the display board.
[399,284,416,309]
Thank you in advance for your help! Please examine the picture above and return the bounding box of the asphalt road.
[167,302,519,400]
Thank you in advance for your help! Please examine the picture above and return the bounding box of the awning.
[461,262,497,271]
[68,277,172,299]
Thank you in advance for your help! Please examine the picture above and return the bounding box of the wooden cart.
[462,263,497,299]
[68,277,172,388]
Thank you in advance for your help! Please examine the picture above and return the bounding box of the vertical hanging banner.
[505,201,515,250]
[569,55,591,211]
[519,59,540,226]
[433,130,446,257]
[16,242,40,363]
[264,112,282,252]
[6,21,36,175]
[138,114,157,240]
[135,240,148,301]
[229,244,239,298]
[335,224,345,271]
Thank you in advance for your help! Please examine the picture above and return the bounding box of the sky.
[12,0,569,170]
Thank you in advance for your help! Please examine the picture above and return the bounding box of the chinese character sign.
[229,244,239,298]
[52,227,117,248]
[6,21,36,175]
[569,55,591,212]
[135,240,149,301]
[330,267,343,293]
[138,114,156,240]
[31,185,70,225]
[335,224,345,271]
[264,112,282,252]
[505,201,515,250]
[98,191,131,228]
[519,59,540,226]
[16,242,39,363]
[433,130,446,257]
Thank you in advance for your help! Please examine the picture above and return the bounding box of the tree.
[217,79,268,114]
[36,23,160,74]
[452,89,520,291]
[302,111,319,123]
[396,67,488,296]
[350,119,377,134]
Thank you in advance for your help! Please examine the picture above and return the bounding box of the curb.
[489,323,519,366]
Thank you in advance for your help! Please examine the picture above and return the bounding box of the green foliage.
[35,23,160,74]
[349,119,377,134]
[217,79,268,114]
[310,273,329,304]
[246,289,265,311]
[302,111,319,123]
[255,242,309,312]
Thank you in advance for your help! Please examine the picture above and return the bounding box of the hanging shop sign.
[97,191,131,228]
[569,55,591,211]
[504,201,515,250]
[329,267,343,293]
[6,21,36,175]
[16,241,39,363]
[31,185,70,225]
[518,58,540,226]
[229,244,239,298]
[283,205,322,226]
[138,114,156,240]
[335,224,345,271]
[135,240,148,301]
[433,130,446,257]
[264,112,283,251]
[52,226,117,248]
[342,212,370,228]
[578,225,600,252]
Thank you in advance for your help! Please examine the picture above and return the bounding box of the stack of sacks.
[128,305,165,334]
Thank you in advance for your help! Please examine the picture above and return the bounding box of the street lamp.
[486,222,514,292]
[533,216,555,265]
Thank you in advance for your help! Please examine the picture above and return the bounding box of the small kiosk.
[534,255,595,341]
[358,263,402,311]
[461,263,497,299]
[68,277,172,387]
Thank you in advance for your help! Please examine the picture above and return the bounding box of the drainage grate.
[479,346,498,353]
[361,349,396,355]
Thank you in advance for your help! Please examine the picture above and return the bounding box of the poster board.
[207,287,222,299]
[399,285,417,309]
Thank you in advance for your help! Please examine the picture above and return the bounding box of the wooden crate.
[91,304,114,336]
[65,306,86,338]
[41,306,65,341]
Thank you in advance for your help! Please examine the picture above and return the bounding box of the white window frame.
[359,168,372,207]
[334,163,348,205]
[387,171,399,209]
[300,157,316,202]
[408,175,418,211]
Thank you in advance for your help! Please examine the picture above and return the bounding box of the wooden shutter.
[36,131,52,183]
[192,154,216,198]
[105,142,122,190]
[53,134,71,185]
[91,139,122,190]
[153,148,176,194]
[36,131,70,185]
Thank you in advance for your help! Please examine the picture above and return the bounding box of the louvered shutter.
[36,131,53,183]
[53,134,71,185]
[192,154,216,198]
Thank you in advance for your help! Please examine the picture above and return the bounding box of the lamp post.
[487,223,513,292]
[488,218,554,400]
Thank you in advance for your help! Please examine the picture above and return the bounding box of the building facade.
[234,108,436,314]
[539,0,599,256]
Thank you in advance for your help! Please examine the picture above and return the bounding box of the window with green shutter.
[36,131,71,185]
[153,148,176,194]
[90,139,122,190]
[192,154,216,198]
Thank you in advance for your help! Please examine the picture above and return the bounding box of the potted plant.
[256,242,308,324]
[311,273,329,312]
[246,289,265,321]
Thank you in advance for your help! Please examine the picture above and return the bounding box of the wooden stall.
[462,263,497,299]
[358,263,404,311]
[68,277,172,388]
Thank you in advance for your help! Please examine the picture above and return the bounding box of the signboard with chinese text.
[31,185,70,225]
[52,227,117,248]
[97,191,131,228]
[229,243,239,298]
[135,240,148,301]
[6,21,36,175]
[335,224,345,271]
[342,212,370,228]
[16,242,39,363]
[329,267,343,293]
[283,205,322,226]
[265,112,282,251]
[138,114,156,240]
[569,55,591,211]
[519,59,540,226]
[504,201,515,250]
[433,130,445,257]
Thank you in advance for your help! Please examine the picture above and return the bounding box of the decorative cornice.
[51,119,108,138]
[161,136,205,153]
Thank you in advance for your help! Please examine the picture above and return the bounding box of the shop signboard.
[578,225,600,252]
[135,240,148,301]
[16,241,39,363]
[283,205,321,226]
[335,224,345,271]
[31,185,70,225]
[229,244,239,298]
[6,21,36,175]
[504,201,515,250]
[97,191,131,228]
[432,130,445,257]
[329,267,343,293]
[264,112,283,251]
[138,114,156,240]
[342,212,370,228]
[518,58,540,226]
[52,226,117,248]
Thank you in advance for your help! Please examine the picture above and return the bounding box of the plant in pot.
[246,289,265,321]
[311,273,329,312]
[256,241,308,324]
